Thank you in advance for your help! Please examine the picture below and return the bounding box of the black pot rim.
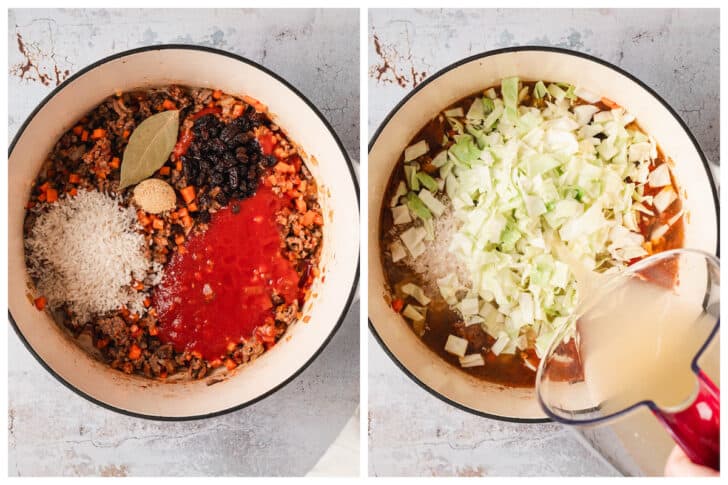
[368,45,719,424]
[8,43,360,421]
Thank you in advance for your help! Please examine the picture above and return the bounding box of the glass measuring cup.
[536,249,720,471]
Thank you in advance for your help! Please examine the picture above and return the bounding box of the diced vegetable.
[401,282,431,305]
[404,140,429,162]
[444,334,468,357]
[416,172,439,192]
[444,107,464,118]
[459,353,485,368]
[404,164,420,191]
[501,77,519,122]
[466,98,485,120]
[400,226,427,256]
[432,150,448,168]
[406,192,432,220]
[391,205,412,225]
[648,163,671,188]
[417,189,446,217]
[653,186,677,213]
[402,304,426,322]
[390,181,408,207]
[390,240,407,262]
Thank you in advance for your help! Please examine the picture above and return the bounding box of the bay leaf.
[119,110,180,189]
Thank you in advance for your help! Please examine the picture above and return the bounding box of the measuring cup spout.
[652,370,720,471]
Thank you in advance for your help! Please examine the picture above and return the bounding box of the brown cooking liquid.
[380,82,684,387]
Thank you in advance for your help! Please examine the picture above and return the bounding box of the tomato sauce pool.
[153,186,300,360]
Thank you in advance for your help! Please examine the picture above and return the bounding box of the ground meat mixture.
[24,86,324,381]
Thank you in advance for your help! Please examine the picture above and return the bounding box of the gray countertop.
[367,8,718,476]
[8,8,359,477]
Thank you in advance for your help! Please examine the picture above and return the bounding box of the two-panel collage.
[5,5,722,479]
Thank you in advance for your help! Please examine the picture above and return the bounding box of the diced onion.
[444,334,468,357]
[653,186,677,213]
[391,205,412,225]
[648,163,671,188]
[459,353,485,368]
[404,140,429,162]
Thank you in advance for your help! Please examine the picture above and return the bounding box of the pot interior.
[368,50,717,420]
[9,48,359,418]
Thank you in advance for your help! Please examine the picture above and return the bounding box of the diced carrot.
[69,173,81,183]
[224,358,237,370]
[601,97,620,110]
[95,338,109,349]
[159,371,168,379]
[91,128,106,140]
[187,202,198,212]
[109,157,120,169]
[68,188,78,197]
[38,192,47,202]
[143,297,151,308]
[242,95,267,113]
[191,350,203,359]
[182,215,193,228]
[175,161,182,172]
[210,359,222,368]
[72,125,83,135]
[391,299,404,313]
[212,89,223,99]
[34,296,47,310]
[274,162,294,174]
[132,281,145,291]
[177,246,187,254]
[180,185,196,204]
[129,312,140,323]
[128,344,142,360]
[81,130,89,142]
[152,218,164,230]
[148,326,159,336]
[177,207,189,218]
[295,198,307,213]
[45,188,58,203]
[162,99,177,110]
[120,306,130,318]
[175,234,185,245]
[130,324,139,334]
[159,166,171,176]
[231,103,244,118]
[38,181,50,192]
[301,211,317,227]
[123,129,130,139]
[314,213,324,226]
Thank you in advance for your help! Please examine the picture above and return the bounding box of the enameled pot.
[368,47,718,422]
[9,45,359,419]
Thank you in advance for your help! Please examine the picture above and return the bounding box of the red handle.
[652,370,720,471]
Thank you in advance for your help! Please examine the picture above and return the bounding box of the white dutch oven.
[9,46,359,419]
[368,47,718,422]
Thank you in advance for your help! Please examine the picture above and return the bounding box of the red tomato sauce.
[153,185,299,360]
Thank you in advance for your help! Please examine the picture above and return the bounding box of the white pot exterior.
[9,46,359,419]
[368,48,718,421]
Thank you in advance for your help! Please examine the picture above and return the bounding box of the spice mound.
[25,190,158,322]
[133,178,176,214]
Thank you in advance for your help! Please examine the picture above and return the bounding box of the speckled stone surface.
[8,8,359,477]
[367,8,719,477]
